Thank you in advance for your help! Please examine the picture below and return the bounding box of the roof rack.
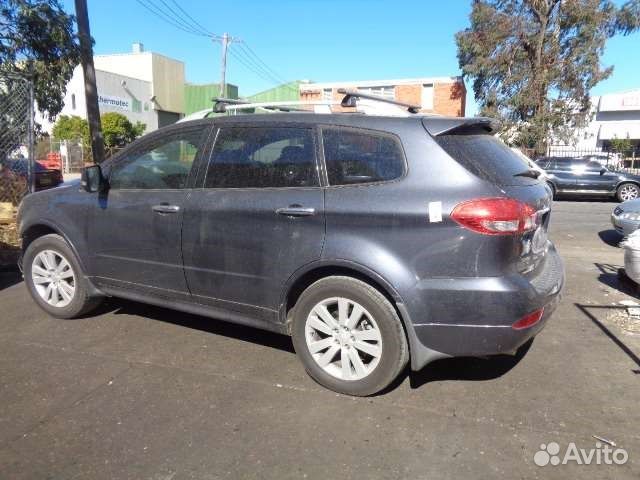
[337,88,421,114]
[213,97,314,113]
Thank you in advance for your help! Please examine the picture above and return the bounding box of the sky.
[63,0,640,115]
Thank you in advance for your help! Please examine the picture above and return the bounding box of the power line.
[134,0,297,92]
[238,42,291,86]
[168,0,213,36]
[134,0,207,37]
[231,44,298,92]
[156,0,210,36]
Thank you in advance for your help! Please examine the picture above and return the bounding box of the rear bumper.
[404,244,564,370]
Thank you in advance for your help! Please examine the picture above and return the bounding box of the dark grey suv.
[17,114,564,396]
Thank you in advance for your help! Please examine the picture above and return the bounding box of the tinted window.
[205,127,318,188]
[435,134,535,186]
[585,161,604,172]
[322,129,405,185]
[110,129,202,189]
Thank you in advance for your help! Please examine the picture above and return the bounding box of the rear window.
[322,128,405,186]
[435,134,537,186]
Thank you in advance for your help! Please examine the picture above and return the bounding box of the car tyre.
[291,276,409,396]
[617,183,640,202]
[23,234,102,319]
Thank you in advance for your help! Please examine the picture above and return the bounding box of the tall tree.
[456,0,640,155]
[1,0,80,118]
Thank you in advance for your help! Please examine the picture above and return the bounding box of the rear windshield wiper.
[514,169,541,179]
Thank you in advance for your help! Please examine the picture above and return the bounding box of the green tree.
[0,0,80,119]
[456,0,640,155]
[610,135,633,157]
[51,115,88,143]
[0,0,80,160]
[100,112,146,147]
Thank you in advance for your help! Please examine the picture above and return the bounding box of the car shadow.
[105,297,295,353]
[575,303,640,374]
[594,262,640,299]
[0,268,22,291]
[403,339,533,391]
[598,229,622,247]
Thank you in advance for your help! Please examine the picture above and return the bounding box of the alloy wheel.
[620,184,639,201]
[31,249,76,308]
[305,297,382,381]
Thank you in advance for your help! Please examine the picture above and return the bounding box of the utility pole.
[74,0,104,164]
[219,32,229,98]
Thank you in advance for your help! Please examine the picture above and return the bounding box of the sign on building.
[98,95,131,111]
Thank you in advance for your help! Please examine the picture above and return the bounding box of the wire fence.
[546,145,640,173]
[0,72,34,265]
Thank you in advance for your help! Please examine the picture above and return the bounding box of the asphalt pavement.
[0,200,639,479]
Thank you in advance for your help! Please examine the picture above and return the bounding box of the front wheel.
[291,276,408,396]
[617,183,640,202]
[23,234,102,319]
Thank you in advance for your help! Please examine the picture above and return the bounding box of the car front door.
[574,161,618,193]
[86,124,211,299]
[547,158,578,192]
[182,125,325,324]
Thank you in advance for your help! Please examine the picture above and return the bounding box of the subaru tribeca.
[17,114,564,396]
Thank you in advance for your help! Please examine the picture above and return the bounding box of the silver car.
[612,200,640,236]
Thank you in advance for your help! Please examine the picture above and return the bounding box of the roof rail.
[337,89,421,114]
[213,97,323,113]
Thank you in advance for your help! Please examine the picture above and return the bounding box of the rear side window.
[205,127,318,188]
[322,129,405,185]
[435,134,534,186]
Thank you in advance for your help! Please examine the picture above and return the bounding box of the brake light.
[451,198,537,235]
[511,308,544,330]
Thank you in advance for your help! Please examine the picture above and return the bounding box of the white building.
[571,89,640,152]
[40,43,185,134]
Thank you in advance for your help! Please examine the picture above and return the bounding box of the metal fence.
[0,73,34,265]
[546,145,640,173]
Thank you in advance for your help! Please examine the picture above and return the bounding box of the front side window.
[322,128,405,185]
[205,127,318,188]
[109,129,203,189]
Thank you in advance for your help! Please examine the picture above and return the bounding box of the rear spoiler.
[422,117,501,136]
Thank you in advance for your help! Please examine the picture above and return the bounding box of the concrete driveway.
[0,201,639,479]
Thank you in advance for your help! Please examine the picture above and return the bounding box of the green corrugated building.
[247,81,303,103]
[184,83,239,115]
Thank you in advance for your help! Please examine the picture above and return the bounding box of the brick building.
[299,77,466,116]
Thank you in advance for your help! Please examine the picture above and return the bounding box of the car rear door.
[548,158,578,192]
[182,124,325,324]
[86,124,211,300]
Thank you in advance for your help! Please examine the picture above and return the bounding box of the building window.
[422,84,434,110]
[322,88,332,101]
[71,94,76,110]
[356,86,395,100]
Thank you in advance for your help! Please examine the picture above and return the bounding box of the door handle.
[152,204,180,214]
[276,206,316,217]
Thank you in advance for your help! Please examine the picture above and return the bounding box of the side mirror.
[81,164,107,193]
[600,168,607,175]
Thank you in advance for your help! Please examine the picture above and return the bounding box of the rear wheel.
[23,234,102,319]
[617,183,639,202]
[291,276,408,396]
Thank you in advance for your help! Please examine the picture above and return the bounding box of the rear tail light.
[511,308,544,330]
[451,197,537,235]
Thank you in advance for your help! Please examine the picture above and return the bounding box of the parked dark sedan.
[2,159,63,191]
[536,157,640,201]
